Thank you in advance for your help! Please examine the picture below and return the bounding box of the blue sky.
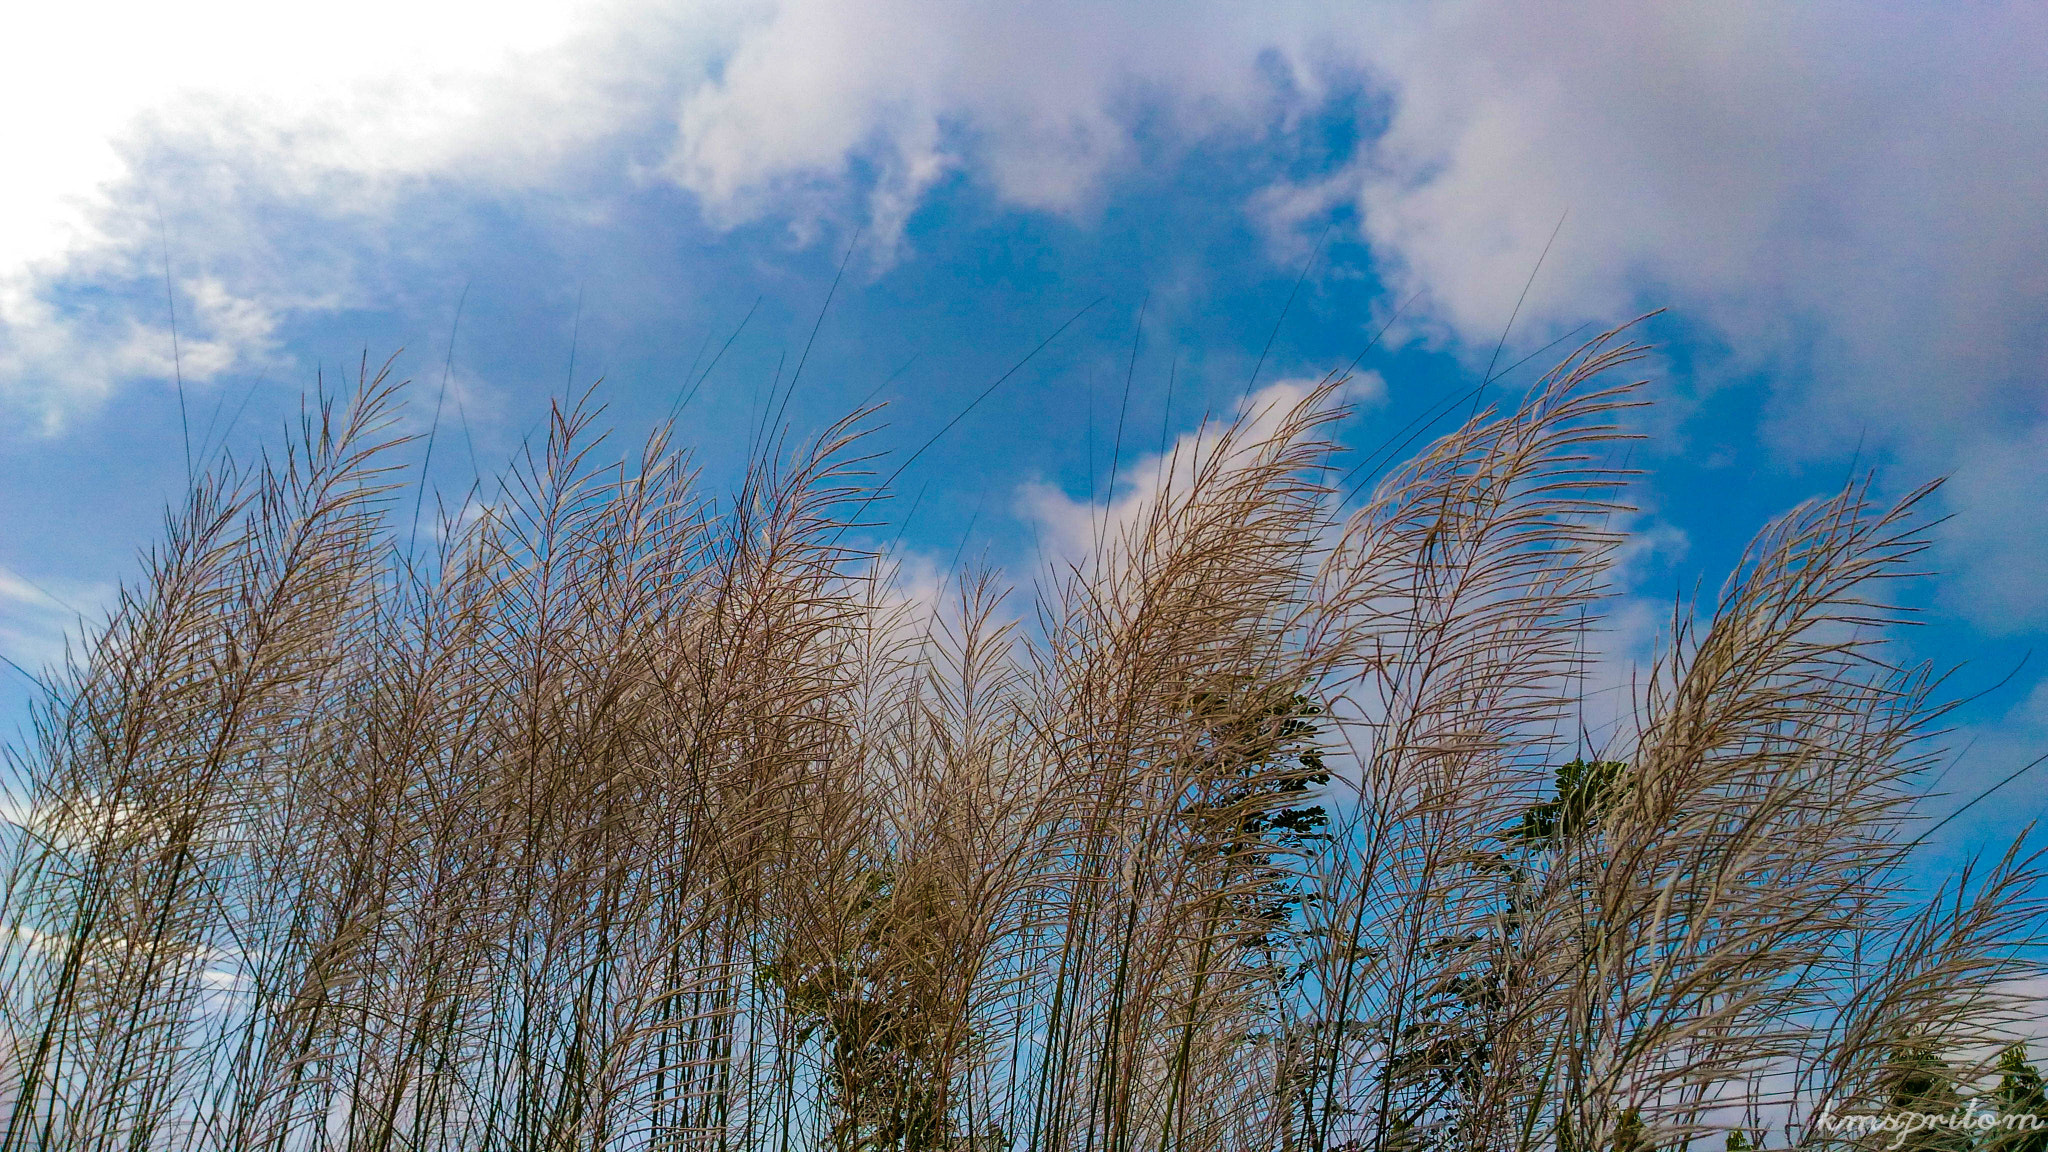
[3,0,2046,867]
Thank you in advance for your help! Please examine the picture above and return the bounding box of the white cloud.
[663,0,1360,256]
[1338,2,2048,443]
[0,0,702,428]
[662,0,2048,620]
[648,0,2046,467]
[0,275,282,433]
[1320,2,2048,619]
[0,0,626,274]
[1019,374,1375,573]
[0,565,112,685]
[10,0,2048,623]
[1942,424,2048,624]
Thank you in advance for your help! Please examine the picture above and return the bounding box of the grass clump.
[0,327,2041,1151]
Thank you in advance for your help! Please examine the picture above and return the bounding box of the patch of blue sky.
[2,3,2043,877]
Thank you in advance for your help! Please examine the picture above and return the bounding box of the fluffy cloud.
[1341,2,2048,448]
[0,0,1356,429]
[662,0,1361,253]
[0,0,688,269]
[656,0,2047,456]
[1018,373,1382,573]
[667,0,2048,616]
[0,565,112,684]
[0,276,281,432]
[16,1,2047,428]
[1943,423,2048,626]
[10,0,2048,616]
[0,0,699,427]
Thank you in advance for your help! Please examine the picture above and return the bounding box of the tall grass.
[0,328,2040,1151]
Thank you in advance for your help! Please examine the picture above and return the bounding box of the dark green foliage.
[1375,758,1637,1150]
[1985,1046,2048,1152]
[765,867,967,1152]
[1881,1049,1976,1152]
[1512,759,1629,848]
[1177,689,1331,951]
